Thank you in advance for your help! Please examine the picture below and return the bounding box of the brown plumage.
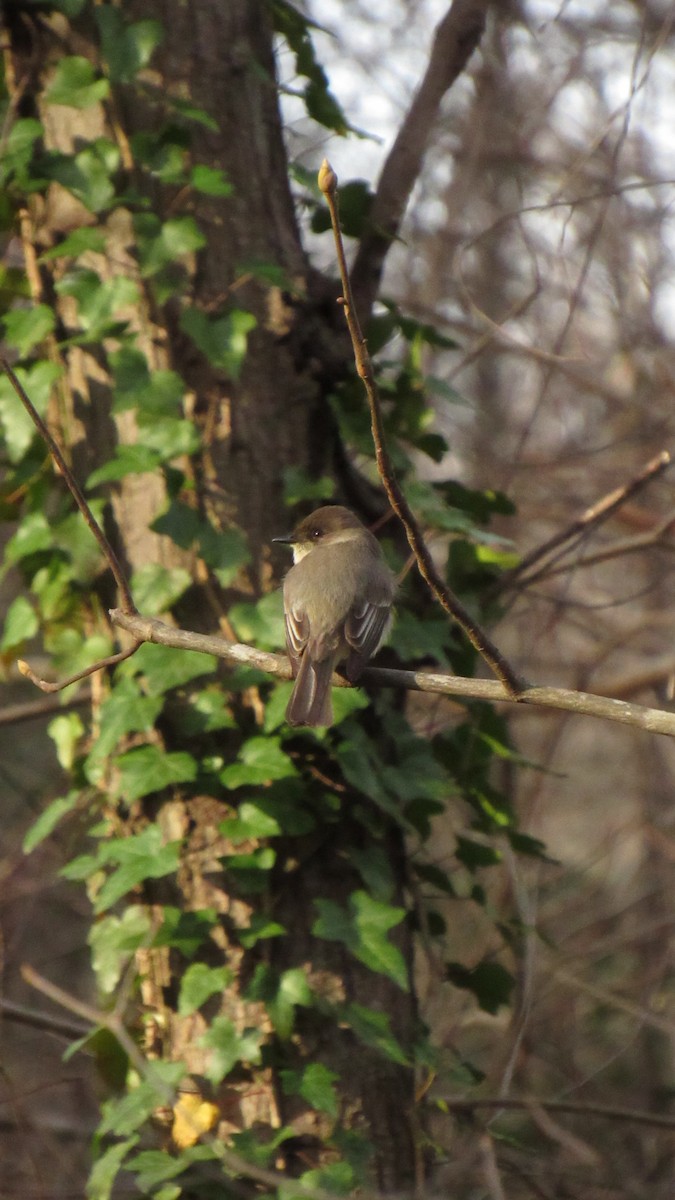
[273,506,395,727]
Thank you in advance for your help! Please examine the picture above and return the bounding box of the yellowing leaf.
[171,1092,219,1149]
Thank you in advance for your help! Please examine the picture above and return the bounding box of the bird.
[273,505,395,727]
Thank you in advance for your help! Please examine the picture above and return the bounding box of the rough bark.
[5,0,421,1185]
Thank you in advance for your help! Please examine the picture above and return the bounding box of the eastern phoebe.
[273,506,395,727]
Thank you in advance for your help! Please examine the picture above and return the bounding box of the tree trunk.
[5,0,418,1186]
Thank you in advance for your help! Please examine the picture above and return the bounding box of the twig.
[438,1094,675,1132]
[110,608,675,738]
[0,691,91,727]
[520,511,675,587]
[21,963,391,1200]
[497,451,671,592]
[0,997,89,1041]
[318,159,524,699]
[479,1134,506,1200]
[1,354,137,615]
[17,642,141,694]
[349,0,489,320]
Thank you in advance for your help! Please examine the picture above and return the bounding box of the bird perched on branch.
[273,505,395,727]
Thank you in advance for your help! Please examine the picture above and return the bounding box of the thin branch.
[318,160,524,699]
[521,512,675,586]
[0,997,89,1041]
[16,641,141,694]
[350,0,489,320]
[20,964,390,1200]
[21,963,148,1078]
[438,1095,675,1132]
[497,450,672,592]
[110,608,675,738]
[0,691,91,727]
[1,354,137,615]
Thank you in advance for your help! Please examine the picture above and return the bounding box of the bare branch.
[318,160,524,699]
[350,0,489,319]
[110,608,675,738]
[0,997,89,1041]
[497,450,672,592]
[0,691,91,727]
[438,1095,675,1132]
[17,641,142,693]
[1,354,137,615]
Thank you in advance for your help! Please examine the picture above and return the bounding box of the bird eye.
[311,527,322,538]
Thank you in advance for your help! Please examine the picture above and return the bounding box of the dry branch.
[350,0,489,319]
[1,354,136,615]
[498,450,672,592]
[319,159,524,698]
[110,608,675,738]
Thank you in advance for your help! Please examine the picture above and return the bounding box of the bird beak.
[272,533,295,545]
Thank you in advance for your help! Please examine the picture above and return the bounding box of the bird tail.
[286,653,334,727]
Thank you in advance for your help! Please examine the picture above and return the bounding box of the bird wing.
[284,602,310,678]
[344,598,391,681]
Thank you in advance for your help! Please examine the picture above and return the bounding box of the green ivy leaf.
[221,736,297,788]
[221,846,276,894]
[116,745,198,803]
[0,118,43,188]
[388,608,454,663]
[1,594,38,651]
[179,306,256,378]
[87,444,163,484]
[344,1003,408,1065]
[53,501,106,580]
[99,1061,185,1135]
[445,960,515,1015]
[48,711,85,771]
[179,688,236,735]
[228,591,285,650]
[83,679,164,782]
[201,1017,262,1084]
[219,800,282,842]
[236,913,286,949]
[30,559,73,622]
[190,164,233,196]
[23,790,81,853]
[45,57,110,109]
[55,269,139,337]
[126,1146,215,1192]
[86,1137,138,1200]
[39,227,108,262]
[455,835,502,870]
[313,891,408,989]
[167,97,219,131]
[42,141,119,212]
[349,846,396,901]
[280,1062,339,1117]
[118,642,216,695]
[273,1,350,134]
[312,180,373,238]
[134,213,206,277]
[95,9,163,82]
[245,964,312,1038]
[89,905,154,994]
[152,500,250,585]
[282,466,335,505]
[109,346,185,415]
[129,563,192,615]
[88,826,183,913]
[1,304,55,356]
[178,963,233,1015]
[0,361,62,463]
[139,415,201,459]
[154,907,218,958]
